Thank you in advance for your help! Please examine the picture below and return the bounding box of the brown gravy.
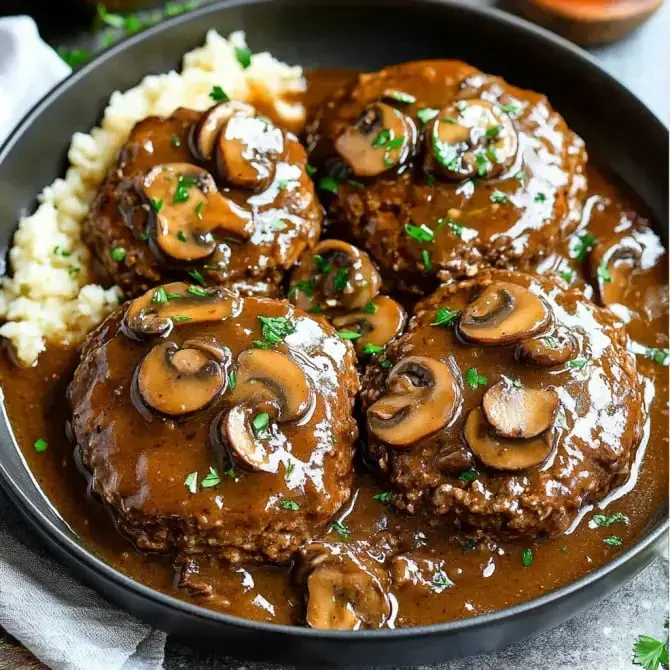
[0,69,667,628]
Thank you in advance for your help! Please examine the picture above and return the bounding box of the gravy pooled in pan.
[0,60,667,630]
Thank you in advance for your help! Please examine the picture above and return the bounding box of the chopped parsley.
[313,254,333,273]
[177,231,188,242]
[33,438,48,453]
[379,358,392,369]
[568,359,587,370]
[458,468,478,483]
[152,286,169,304]
[209,85,229,102]
[417,107,439,124]
[171,315,192,323]
[228,370,237,390]
[645,348,669,366]
[338,330,362,341]
[521,548,534,567]
[252,412,270,436]
[306,163,317,178]
[187,285,208,297]
[573,232,596,262]
[373,491,393,503]
[57,48,91,68]
[333,267,349,292]
[475,154,490,177]
[362,343,384,356]
[234,45,252,69]
[279,499,300,511]
[633,634,669,670]
[270,218,286,231]
[285,460,295,477]
[256,315,295,347]
[558,269,574,283]
[173,174,198,204]
[485,124,502,138]
[317,175,339,194]
[330,520,351,540]
[432,573,454,592]
[592,512,629,527]
[489,190,508,204]
[372,128,392,148]
[110,247,126,262]
[534,192,547,203]
[424,173,436,186]
[598,261,613,283]
[602,535,623,547]
[184,471,198,494]
[432,307,459,327]
[500,103,520,115]
[465,367,488,389]
[362,301,378,314]
[405,223,434,243]
[151,197,163,213]
[432,132,459,171]
[194,201,205,220]
[421,249,432,271]
[384,89,416,104]
[288,280,315,299]
[188,269,206,286]
[200,467,221,489]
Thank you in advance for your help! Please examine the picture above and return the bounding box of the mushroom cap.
[189,101,255,162]
[135,338,230,416]
[482,380,559,438]
[331,295,407,356]
[215,112,284,191]
[517,325,575,366]
[426,98,518,180]
[458,281,551,346]
[464,407,554,471]
[123,282,239,339]
[142,162,252,263]
[367,355,461,447]
[334,102,417,177]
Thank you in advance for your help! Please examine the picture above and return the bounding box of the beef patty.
[83,103,322,297]
[68,284,359,564]
[360,269,645,537]
[307,60,587,293]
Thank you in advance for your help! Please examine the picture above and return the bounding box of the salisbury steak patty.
[307,61,587,293]
[360,269,645,537]
[68,284,359,564]
[83,103,322,297]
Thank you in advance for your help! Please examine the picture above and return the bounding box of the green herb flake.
[228,370,237,390]
[362,343,384,356]
[317,175,339,194]
[558,269,574,283]
[560,545,568,553]
[645,348,669,366]
[512,378,523,388]
[97,4,125,28]
[187,285,208,297]
[177,231,188,242]
[490,190,508,204]
[475,154,490,177]
[313,254,333,273]
[33,438,48,453]
[257,315,296,346]
[534,192,547,203]
[330,520,351,540]
[209,85,229,102]
[235,45,252,69]
[465,367,488,389]
[200,466,221,489]
[279,499,300,511]
[151,197,163,213]
[385,90,416,104]
[140,231,150,241]
[405,222,435,243]
[288,280,315,299]
[458,468,478,483]
[270,218,286,231]
[333,267,349,292]
[573,232,596,262]
[285,460,295,477]
[194,201,205,220]
[152,286,168,304]
[633,634,669,670]
[362,301,378,314]
[424,173,436,186]
[171,134,182,148]
[188,269,206,286]
[521,548,534,567]
[373,491,393,503]
[421,249,432,271]
[171,315,192,323]
[432,307,459,327]
[432,132,459,170]
[58,48,91,68]
[569,359,587,370]
[602,535,623,547]
[306,163,317,178]
[372,128,392,148]
[432,572,454,592]
[252,412,270,436]
[500,103,520,115]
[417,107,439,124]
[380,358,392,369]
[592,512,629,527]
[338,330,362,341]
[165,1,198,17]
[598,261,613,283]
[173,174,198,204]
[184,471,198,494]
[110,247,126,262]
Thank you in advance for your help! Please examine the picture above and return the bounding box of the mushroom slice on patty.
[517,326,575,366]
[367,356,461,447]
[217,349,313,472]
[335,102,416,177]
[124,282,238,338]
[332,296,406,356]
[142,162,252,262]
[425,98,517,181]
[189,101,255,162]
[136,338,230,416]
[464,407,554,471]
[215,112,284,191]
[458,281,550,346]
[289,240,382,313]
[482,381,559,439]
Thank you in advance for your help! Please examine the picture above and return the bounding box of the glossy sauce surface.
[0,69,667,628]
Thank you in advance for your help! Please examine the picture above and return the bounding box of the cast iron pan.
[0,0,667,666]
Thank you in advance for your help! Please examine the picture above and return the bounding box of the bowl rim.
[0,0,667,641]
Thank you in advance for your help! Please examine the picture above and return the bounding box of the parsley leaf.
[257,315,295,346]
[33,438,48,453]
[465,367,488,389]
[521,548,534,567]
[252,412,270,436]
[405,223,434,243]
[592,512,629,527]
[58,47,91,68]
[362,301,378,314]
[200,466,221,489]
[279,499,300,511]
[330,520,351,540]
[432,572,454,592]
[417,107,439,124]
[373,491,393,503]
[209,85,229,102]
[338,330,362,341]
[633,634,669,670]
[490,190,508,204]
[432,307,459,327]
[235,45,252,69]
[602,535,624,547]
[362,343,384,355]
[645,348,669,366]
[110,247,126,262]
[333,267,349,292]
[458,468,478,482]
[184,471,198,494]
[384,90,415,104]
[573,232,596,262]
[188,269,206,286]
[317,175,339,194]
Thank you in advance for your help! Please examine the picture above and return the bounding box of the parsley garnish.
[534,192,547,203]
[500,103,520,115]
[279,500,300,511]
[33,438,48,453]
[521,548,533,567]
[421,249,432,271]
[171,315,192,323]
[152,286,168,304]
[417,107,439,124]
[151,197,163,213]
[373,491,393,503]
[338,330,362,341]
[317,175,339,194]
[288,280,315,299]
[285,460,295,477]
[465,367,488,389]
[194,201,205,220]
[209,85,229,102]
[362,301,378,314]
[384,90,416,104]
[173,174,198,203]
[110,247,126,262]
[333,267,349,292]
[252,412,270,436]
[592,512,629,527]
[200,467,221,489]
[405,223,434,243]
[568,359,587,370]
[573,232,596,262]
[184,471,198,494]
[432,573,454,592]
[372,128,392,148]
[235,45,252,69]
[633,634,669,670]
[313,254,332,273]
[362,343,384,355]
[188,269,206,286]
[228,370,236,390]
[458,468,478,482]
[490,190,507,204]
[257,315,295,346]
[187,285,207,297]
[645,348,669,366]
[598,261,613,283]
[432,308,459,327]
[485,124,502,138]
[330,520,351,540]
[602,535,623,547]
[558,269,574,283]
[306,163,317,178]
[57,48,91,68]
[177,231,188,242]
[432,132,459,171]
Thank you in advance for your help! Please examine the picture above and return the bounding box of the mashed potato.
[0,30,306,366]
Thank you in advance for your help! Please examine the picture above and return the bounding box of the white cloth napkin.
[0,16,167,670]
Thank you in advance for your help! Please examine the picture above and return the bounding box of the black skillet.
[0,0,667,666]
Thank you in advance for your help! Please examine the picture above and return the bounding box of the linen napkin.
[0,15,167,670]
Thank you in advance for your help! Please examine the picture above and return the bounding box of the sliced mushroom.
[215,112,284,191]
[189,101,255,162]
[124,282,238,338]
[289,240,382,313]
[458,281,551,346]
[332,296,406,356]
[425,99,517,180]
[482,381,559,439]
[135,338,230,416]
[299,543,391,631]
[217,349,313,472]
[142,162,252,262]
[367,356,461,447]
[464,407,554,471]
[517,326,575,366]
[335,102,416,177]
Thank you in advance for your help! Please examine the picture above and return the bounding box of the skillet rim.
[0,0,667,643]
